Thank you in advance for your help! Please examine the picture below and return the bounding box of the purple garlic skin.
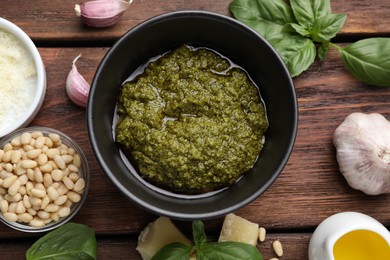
[75,0,133,27]
[66,54,90,108]
[333,112,390,195]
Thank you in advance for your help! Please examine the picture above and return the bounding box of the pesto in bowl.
[116,45,268,194]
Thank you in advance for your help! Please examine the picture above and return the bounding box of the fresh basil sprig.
[230,0,390,87]
[152,220,263,260]
[26,223,97,260]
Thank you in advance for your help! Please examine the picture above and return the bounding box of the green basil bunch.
[152,220,262,260]
[230,0,390,87]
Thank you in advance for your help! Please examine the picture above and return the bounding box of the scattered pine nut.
[272,240,283,257]
[259,227,266,242]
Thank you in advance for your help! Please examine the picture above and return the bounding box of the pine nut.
[16,201,26,214]
[0,200,8,213]
[29,196,42,207]
[27,149,41,159]
[272,240,283,257]
[34,168,44,182]
[48,133,60,143]
[43,173,53,187]
[18,212,33,223]
[74,178,85,192]
[63,176,74,190]
[22,159,38,169]
[45,203,59,213]
[69,172,80,182]
[40,195,50,210]
[66,191,81,203]
[30,218,45,227]
[54,195,68,206]
[37,153,48,165]
[11,150,22,164]
[73,154,81,167]
[23,195,31,208]
[3,150,12,162]
[8,180,21,196]
[3,212,18,222]
[259,227,266,242]
[34,136,46,149]
[51,169,63,182]
[3,175,18,188]
[31,188,46,198]
[37,210,50,220]
[58,206,70,217]
[47,186,59,201]
[54,155,66,170]
[46,148,60,159]
[20,132,32,145]
[40,163,53,173]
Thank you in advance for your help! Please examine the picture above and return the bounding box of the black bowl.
[88,10,297,220]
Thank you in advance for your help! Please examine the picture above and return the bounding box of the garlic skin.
[333,112,390,195]
[66,54,90,108]
[75,0,133,27]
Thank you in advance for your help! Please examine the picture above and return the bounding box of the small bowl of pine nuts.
[0,126,89,232]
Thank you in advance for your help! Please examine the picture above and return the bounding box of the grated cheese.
[0,29,37,132]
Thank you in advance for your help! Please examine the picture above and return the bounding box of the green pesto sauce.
[116,45,268,194]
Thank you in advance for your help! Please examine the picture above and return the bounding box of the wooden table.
[1,0,390,259]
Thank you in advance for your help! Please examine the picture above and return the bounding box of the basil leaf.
[318,41,330,61]
[338,38,390,87]
[311,13,346,42]
[290,0,332,28]
[289,23,311,37]
[196,242,263,260]
[151,243,191,260]
[192,220,207,249]
[26,223,97,260]
[273,36,316,77]
[229,0,296,26]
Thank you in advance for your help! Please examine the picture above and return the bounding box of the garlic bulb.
[75,0,133,27]
[66,54,90,108]
[333,112,390,195]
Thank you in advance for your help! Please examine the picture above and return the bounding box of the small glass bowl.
[0,126,89,232]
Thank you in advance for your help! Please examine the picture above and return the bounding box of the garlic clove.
[75,0,133,27]
[66,54,90,108]
[333,112,390,195]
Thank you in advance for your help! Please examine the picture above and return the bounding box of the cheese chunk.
[218,213,259,246]
[136,216,191,260]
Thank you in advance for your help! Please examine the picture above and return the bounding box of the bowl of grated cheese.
[0,18,46,138]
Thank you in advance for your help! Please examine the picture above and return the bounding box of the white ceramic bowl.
[0,18,46,138]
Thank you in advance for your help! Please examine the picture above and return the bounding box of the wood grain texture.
[1,0,390,259]
[0,0,389,43]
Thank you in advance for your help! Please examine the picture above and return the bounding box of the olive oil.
[333,229,390,260]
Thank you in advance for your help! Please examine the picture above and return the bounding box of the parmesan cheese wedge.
[136,216,191,260]
[218,213,259,246]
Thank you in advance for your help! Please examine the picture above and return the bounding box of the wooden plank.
[0,45,389,239]
[0,0,389,43]
[0,232,310,259]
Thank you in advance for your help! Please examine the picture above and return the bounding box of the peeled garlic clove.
[75,0,133,27]
[66,54,90,108]
[333,112,390,195]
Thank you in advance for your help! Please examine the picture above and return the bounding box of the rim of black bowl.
[87,10,298,220]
